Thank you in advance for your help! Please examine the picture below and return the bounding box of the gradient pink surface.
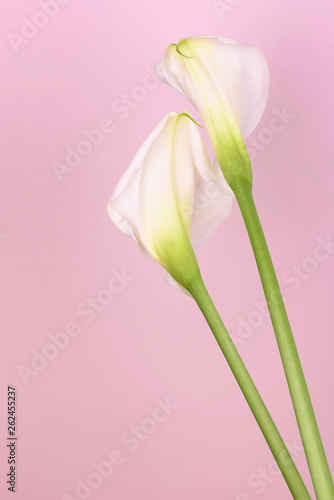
[1,1,334,499]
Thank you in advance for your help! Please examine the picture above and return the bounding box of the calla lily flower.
[107,111,233,291]
[155,36,270,190]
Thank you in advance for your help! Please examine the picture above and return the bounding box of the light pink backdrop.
[1,1,333,499]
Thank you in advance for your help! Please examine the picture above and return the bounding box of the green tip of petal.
[175,40,193,59]
[180,111,202,128]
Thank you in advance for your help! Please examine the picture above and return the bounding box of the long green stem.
[188,273,311,500]
[233,180,334,500]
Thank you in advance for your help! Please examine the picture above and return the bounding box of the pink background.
[1,1,334,499]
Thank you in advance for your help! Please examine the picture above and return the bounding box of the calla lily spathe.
[107,111,233,291]
[155,36,270,189]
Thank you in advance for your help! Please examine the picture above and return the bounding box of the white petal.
[137,114,193,265]
[155,37,270,139]
[107,113,175,259]
[187,123,234,249]
[164,122,234,291]
[107,111,234,292]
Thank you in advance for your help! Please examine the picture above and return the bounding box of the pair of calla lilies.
[107,37,333,500]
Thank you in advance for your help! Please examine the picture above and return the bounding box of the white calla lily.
[155,36,270,190]
[107,111,233,291]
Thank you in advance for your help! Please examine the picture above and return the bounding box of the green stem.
[188,273,311,500]
[233,180,334,500]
